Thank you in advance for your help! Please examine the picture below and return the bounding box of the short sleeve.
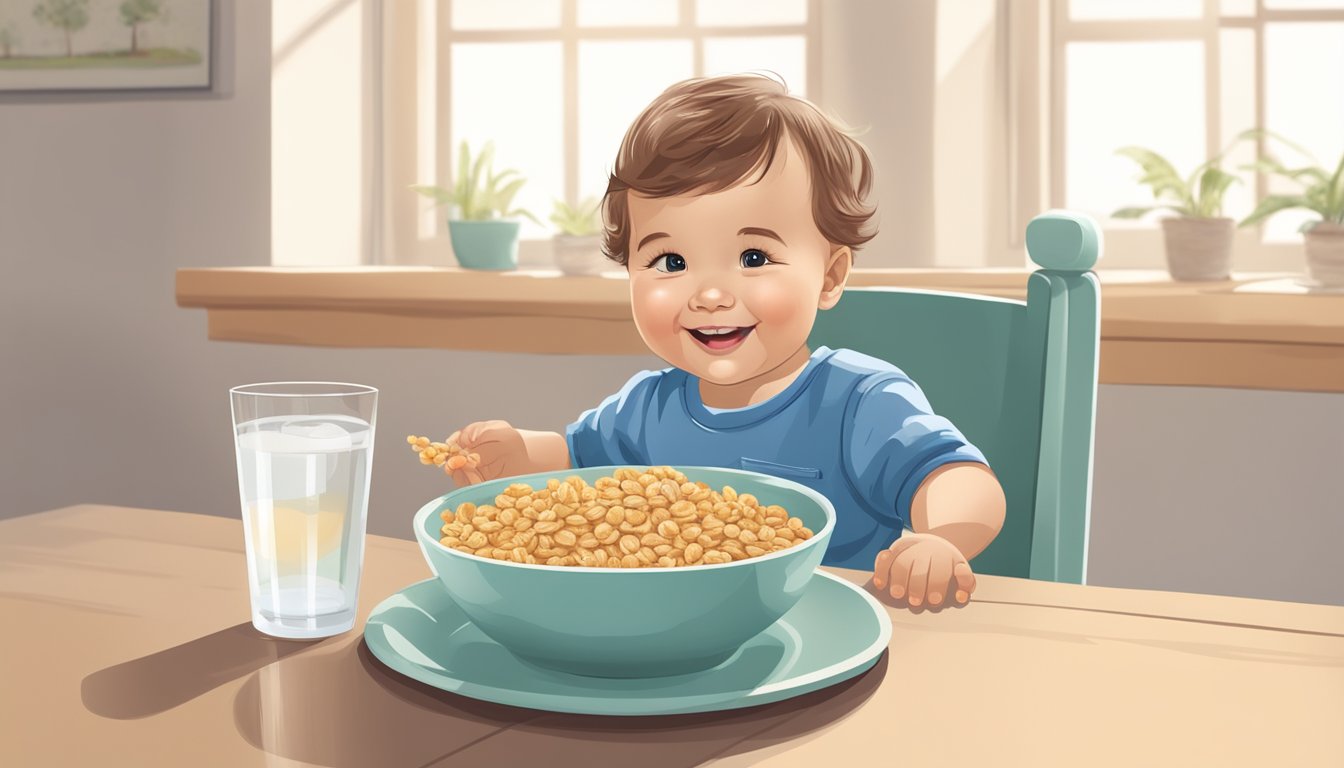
[564,370,662,468]
[843,373,989,530]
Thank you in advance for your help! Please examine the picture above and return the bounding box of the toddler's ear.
[818,245,852,310]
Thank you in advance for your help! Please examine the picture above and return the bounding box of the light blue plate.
[364,570,891,716]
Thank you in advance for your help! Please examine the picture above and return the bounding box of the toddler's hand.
[446,420,528,487]
[872,532,976,609]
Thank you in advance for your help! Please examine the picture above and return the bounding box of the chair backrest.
[807,211,1101,582]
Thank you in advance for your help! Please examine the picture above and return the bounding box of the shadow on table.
[81,623,314,720]
[231,638,887,767]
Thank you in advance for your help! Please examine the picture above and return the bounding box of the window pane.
[451,0,560,30]
[695,0,807,27]
[1064,42,1205,220]
[451,42,563,238]
[1219,29,1257,223]
[1220,0,1256,16]
[1069,0,1202,19]
[1263,22,1344,241]
[702,36,807,96]
[579,0,679,27]
[577,40,695,201]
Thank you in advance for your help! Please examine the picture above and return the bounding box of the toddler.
[448,75,1006,608]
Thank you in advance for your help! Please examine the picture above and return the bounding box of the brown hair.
[601,75,877,266]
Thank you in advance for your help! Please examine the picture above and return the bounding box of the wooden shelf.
[176,267,1344,393]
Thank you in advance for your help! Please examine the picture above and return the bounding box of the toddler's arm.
[873,463,1005,608]
[447,420,571,486]
[909,462,1005,559]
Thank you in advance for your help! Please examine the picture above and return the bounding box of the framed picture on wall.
[0,0,212,92]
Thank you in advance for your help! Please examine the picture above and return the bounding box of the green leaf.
[1110,205,1190,219]
[454,141,473,218]
[504,208,542,225]
[1239,194,1309,228]
[1195,167,1239,217]
[1327,151,1344,222]
[1241,156,1329,186]
[470,141,494,201]
[1111,206,1158,219]
[549,197,602,234]
[1239,128,1320,165]
[1304,185,1332,219]
[492,176,527,215]
[409,184,453,205]
[442,139,534,220]
[1116,146,1190,206]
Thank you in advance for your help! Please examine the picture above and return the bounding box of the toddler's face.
[626,139,847,387]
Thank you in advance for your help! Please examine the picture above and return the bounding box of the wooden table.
[3,505,1342,766]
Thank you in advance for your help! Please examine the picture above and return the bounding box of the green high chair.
[808,210,1101,583]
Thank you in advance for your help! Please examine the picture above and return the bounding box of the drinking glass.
[230,382,377,638]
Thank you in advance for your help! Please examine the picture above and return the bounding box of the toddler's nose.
[689,284,735,312]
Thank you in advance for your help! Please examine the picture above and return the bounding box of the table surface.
[3,505,1342,767]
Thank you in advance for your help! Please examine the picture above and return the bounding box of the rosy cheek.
[632,283,684,333]
[746,275,809,327]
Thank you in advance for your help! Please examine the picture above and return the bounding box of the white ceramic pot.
[553,234,610,276]
[1304,222,1344,288]
[1160,217,1234,281]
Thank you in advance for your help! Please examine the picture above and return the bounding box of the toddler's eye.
[741,249,772,268]
[651,253,687,273]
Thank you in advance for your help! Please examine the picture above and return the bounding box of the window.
[388,0,816,266]
[1048,0,1344,269]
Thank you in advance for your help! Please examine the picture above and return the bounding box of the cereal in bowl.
[437,466,814,568]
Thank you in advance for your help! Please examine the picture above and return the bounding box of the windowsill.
[175,267,1344,394]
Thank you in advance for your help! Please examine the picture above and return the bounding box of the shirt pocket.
[740,456,823,480]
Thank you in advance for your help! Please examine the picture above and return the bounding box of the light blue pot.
[448,219,520,270]
[413,465,835,678]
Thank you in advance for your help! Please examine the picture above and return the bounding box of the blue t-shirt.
[564,346,988,570]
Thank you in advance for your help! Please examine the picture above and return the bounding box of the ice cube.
[254,421,353,454]
[274,425,352,454]
[281,421,349,442]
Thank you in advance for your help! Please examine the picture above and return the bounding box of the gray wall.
[1089,386,1343,605]
[2,1,1340,607]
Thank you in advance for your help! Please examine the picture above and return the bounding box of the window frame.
[384,0,820,268]
[1033,0,1344,270]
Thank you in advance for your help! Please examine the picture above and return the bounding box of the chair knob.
[1026,210,1102,272]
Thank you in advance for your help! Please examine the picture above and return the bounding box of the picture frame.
[0,0,213,93]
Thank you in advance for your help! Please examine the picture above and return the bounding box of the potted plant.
[549,197,608,275]
[1112,146,1242,281]
[1238,133,1344,288]
[412,141,538,271]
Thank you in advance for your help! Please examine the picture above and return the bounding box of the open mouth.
[686,325,756,351]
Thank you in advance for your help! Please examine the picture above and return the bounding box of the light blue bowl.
[413,466,835,678]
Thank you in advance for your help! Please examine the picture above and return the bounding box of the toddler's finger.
[953,561,977,604]
[888,546,920,601]
[447,429,462,446]
[450,468,472,488]
[462,420,505,446]
[463,464,486,486]
[474,450,504,474]
[872,550,895,590]
[904,552,933,608]
[458,421,485,446]
[926,553,954,607]
[475,425,516,447]
[886,533,922,561]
